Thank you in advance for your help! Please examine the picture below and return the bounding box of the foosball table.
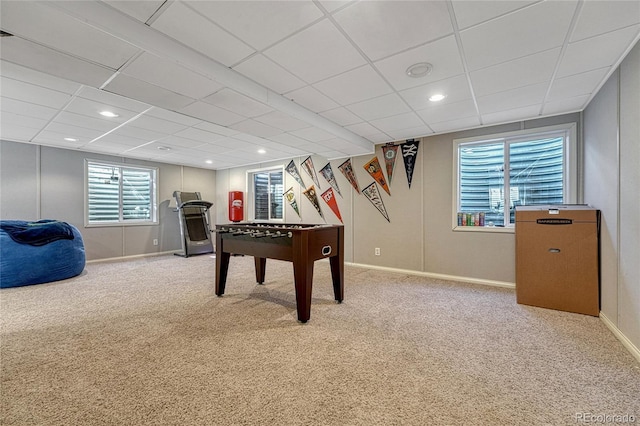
[214,223,344,323]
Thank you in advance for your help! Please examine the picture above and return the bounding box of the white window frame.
[246,165,285,223]
[452,123,577,233]
[84,159,158,227]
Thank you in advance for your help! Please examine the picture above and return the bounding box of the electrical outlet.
[153,239,158,246]
[375,247,380,256]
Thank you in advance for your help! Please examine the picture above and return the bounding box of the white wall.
[584,40,640,354]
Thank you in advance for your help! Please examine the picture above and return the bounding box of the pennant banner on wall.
[338,158,360,194]
[362,182,390,223]
[285,160,306,188]
[364,156,391,196]
[400,139,420,188]
[321,187,343,223]
[319,163,341,197]
[303,185,323,219]
[381,143,399,185]
[283,187,301,218]
[302,156,320,187]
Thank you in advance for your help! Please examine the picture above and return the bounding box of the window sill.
[452,225,514,234]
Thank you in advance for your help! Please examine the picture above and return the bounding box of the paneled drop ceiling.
[1,1,639,170]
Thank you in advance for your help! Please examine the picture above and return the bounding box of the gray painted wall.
[0,142,216,261]
[584,41,640,350]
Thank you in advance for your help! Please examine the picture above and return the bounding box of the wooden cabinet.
[515,205,600,316]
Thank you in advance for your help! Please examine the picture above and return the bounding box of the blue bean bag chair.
[0,220,86,288]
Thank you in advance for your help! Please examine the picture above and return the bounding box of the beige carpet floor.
[1,254,638,425]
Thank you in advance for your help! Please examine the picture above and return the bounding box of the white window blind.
[86,161,157,225]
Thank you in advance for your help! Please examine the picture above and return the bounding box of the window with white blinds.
[453,123,577,230]
[86,161,158,225]
[248,167,284,221]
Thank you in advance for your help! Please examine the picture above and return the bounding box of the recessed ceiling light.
[257,149,266,154]
[157,146,171,151]
[406,62,433,78]
[64,137,78,142]
[429,94,446,102]
[99,110,119,118]
[205,160,213,164]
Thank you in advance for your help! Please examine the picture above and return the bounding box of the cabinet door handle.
[548,248,561,253]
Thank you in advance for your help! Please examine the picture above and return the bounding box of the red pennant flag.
[382,143,399,184]
[321,187,343,223]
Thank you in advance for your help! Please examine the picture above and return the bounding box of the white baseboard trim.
[599,312,640,363]
[345,262,515,289]
[87,250,180,264]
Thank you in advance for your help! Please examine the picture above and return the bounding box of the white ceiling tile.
[1,77,72,109]
[151,1,254,67]
[416,99,478,125]
[193,122,240,137]
[146,108,201,127]
[229,119,283,139]
[104,74,193,110]
[187,1,323,50]
[461,1,578,71]
[452,1,538,30]
[345,122,381,137]
[346,93,411,121]
[233,55,307,95]
[129,115,189,136]
[77,86,150,113]
[0,124,40,142]
[264,19,366,83]
[113,124,166,143]
[365,133,393,144]
[374,35,464,91]
[0,1,140,69]
[557,25,640,78]
[333,1,453,61]
[103,1,165,23]
[285,86,339,113]
[369,112,425,134]
[542,95,590,116]
[572,1,640,42]
[319,1,351,13]
[0,112,48,130]
[477,82,548,115]
[43,122,105,141]
[0,97,58,121]
[253,111,310,132]
[470,48,561,97]
[399,74,472,111]
[121,53,224,99]
[55,111,119,133]
[33,131,85,148]
[63,97,140,123]
[429,116,482,134]
[0,60,81,95]
[312,65,392,105]
[154,135,208,149]
[290,127,335,143]
[173,127,227,144]
[270,133,313,148]
[548,68,610,101]
[386,125,434,140]
[319,107,362,126]
[481,105,542,125]
[202,89,273,118]
[178,101,246,126]
[0,37,115,87]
